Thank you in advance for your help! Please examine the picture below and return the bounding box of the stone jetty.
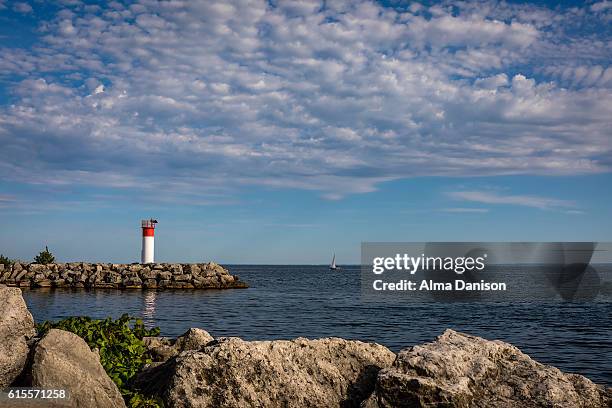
[0,262,248,290]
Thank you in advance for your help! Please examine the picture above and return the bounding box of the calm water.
[22,265,612,386]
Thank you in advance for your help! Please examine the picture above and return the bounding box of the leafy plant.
[34,246,55,264]
[0,254,13,269]
[127,392,165,408]
[37,314,162,407]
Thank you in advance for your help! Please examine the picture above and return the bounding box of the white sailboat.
[329,253,339,270]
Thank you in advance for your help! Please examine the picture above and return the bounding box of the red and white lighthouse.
[141,219,158,264]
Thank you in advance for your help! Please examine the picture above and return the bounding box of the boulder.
[143,337,176,362]
[30,329,126,408]
[122,275,142,288]
[168,282,194,289]
[193,276,218,288]
[144,329,213,363]
[129,264,142,272]
[158,279,172,288]
[143,278,157,289]
[157,271,172,280]
[33,273,46,282]
[30,264,46,273]
[173,328,214,352]
[35,279,53,288]
[106,272,122,284]
[52,278,66,287]
[366,329,612,408]
[139,268,156,280]
[140,336,395,407]
[0,285,36,387]
[183,264,201,275]
[14,269,28,283]
[219,274,235,285]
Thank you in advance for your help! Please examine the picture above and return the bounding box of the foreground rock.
[30,329,126,408]
[139,337,396,407]
[0,284,36,388]
[0,262,248,290]
[364,329,612,408]
[143,328,214,362]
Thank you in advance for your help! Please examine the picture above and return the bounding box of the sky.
[0,0,611,264]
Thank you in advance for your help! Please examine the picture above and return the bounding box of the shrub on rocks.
[37,314,163,407]
[34,246,55,265]
[0,254,13,269]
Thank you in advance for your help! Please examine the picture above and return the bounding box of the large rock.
[30,329,126,408]
[144,328,215,362]
[173,328,214,352]
[143,337,175,362]
[0,284,36,387]
[141,336,395,407]
[365,329,611,408]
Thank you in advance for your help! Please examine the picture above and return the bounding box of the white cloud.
[448,191,576,210]
[0,0,610,202]
[404,14,538,49]
[591,1,612,12]
[543,64,611,88]
[92,84,104,95]
[475,73,509,89]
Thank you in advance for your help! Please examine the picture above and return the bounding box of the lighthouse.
[141,219,158,264]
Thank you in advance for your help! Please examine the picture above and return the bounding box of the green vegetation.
[37,314,163,408]
[0,254,13,269]
[34,246,55,265]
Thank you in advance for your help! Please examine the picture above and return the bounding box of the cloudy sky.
[0,0,610,263]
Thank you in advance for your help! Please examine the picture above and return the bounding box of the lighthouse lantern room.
[141,219,158,264]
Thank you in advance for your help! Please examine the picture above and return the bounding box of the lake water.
[22,265,612,386]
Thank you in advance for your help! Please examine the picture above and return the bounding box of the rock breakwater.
[0,262,248,290]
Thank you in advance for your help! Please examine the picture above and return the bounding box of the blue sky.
[0,0,611,264]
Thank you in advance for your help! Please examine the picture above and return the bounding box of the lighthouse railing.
[141,220,157,228]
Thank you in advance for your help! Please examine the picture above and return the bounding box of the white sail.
[330,254,336,269]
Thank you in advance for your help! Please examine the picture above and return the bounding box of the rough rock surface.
[0,262,248,290]
[143,328,214,362]
[174,328,214,352]
[30,329,126,408]
[0,284,36,388]
[365,329,612,408]
[142,337,175,362]
[140,336,396,407]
